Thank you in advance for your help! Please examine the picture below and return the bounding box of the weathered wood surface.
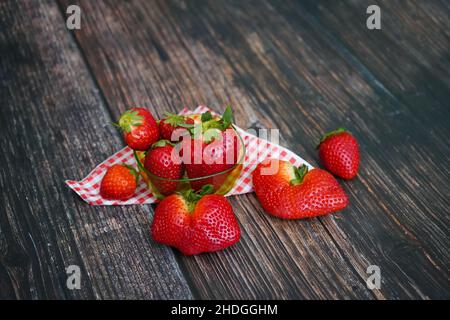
[0,0,192,299]
[58,0,374,299]
[1,0,449,299]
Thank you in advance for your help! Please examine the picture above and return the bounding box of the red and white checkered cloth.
[66,106,313,205]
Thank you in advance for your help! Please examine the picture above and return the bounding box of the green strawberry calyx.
[122,163,140,184]
[150,139,175,149]
[290,164,309,186]
[202,106,233,132]
[200,106,233,143]
[164,113,196,136]
[317,127,348,149]
[181,184,214,212]
[201,111,213,122]
[163,112,188,127]
[117,110,144,133]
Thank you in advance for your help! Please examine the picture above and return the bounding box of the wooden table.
[1,0,449,299]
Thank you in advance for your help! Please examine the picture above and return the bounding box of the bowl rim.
[134,125,246,182]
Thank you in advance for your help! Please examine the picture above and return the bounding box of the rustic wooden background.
[1,0,449,299]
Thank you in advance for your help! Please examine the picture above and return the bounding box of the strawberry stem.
[290,164,308,185]
[182,184,214,212]
[111,122,122,129]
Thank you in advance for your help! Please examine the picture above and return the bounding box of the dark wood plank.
[297,0,450,134]
[58,0,377,299]
[154,0,450,298]
[62,0,450,298]
[4,0,446,299]
[270,0,450,298]
[222,0,450,297]
[207,0,449,298]
[0,0,192,299]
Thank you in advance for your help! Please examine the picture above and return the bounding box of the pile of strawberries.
[99,107,360,255]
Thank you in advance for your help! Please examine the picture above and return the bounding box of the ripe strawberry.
[151,189,240,255]
[117,107,159,151]
[159,113,195,142]
[144,140,184,195]
[318,128,360,179]
[100,164,138,200]
[184,128,240,189]
[252,159,349,219]
[182,107,241,190]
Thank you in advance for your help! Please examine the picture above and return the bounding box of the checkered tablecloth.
[66,106,312,205]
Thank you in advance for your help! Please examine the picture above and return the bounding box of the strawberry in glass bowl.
[134,107,245,199]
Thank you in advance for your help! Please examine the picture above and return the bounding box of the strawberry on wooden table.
[317,128,360,179]
[252,159,349,219]
[117,107,159,151]
[151,186,241,255]
[100,164,139,200]
[144,140,184,196]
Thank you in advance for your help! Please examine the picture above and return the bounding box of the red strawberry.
[100,164,138,200]
[182,107,241,190]
[184,128,240,189]
[117,108,159,151]
[151,189,240,255]
[159,113,194,142]
[318,128,360,179]
[144,140,184,195]
[252,159,349,219]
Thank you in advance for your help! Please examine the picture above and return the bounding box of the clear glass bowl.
[134,125,246,199]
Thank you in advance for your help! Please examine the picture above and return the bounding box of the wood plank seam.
[53,0,199,299]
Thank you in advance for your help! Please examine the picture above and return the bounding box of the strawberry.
[144,140,184,195]
[159,113,195,142]
[117,107,159,151]
[151,187,240,255]
[184,128,240,189]
[252,159,349,219]
[100,164,139,200]
[182,107,241,190]
[317,128,360,179]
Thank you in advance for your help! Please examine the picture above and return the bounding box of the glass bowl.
[134,125,246,199]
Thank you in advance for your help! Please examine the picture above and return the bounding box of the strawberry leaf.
[201,111,213,122]
[198,184,214,196]
[164,112,186,127]
[221,106,232,129]
[201,106,234,133]
[151,139,174,149]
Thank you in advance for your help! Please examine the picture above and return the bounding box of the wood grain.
[1,0,449,299]
[0,0,192,299]
[57,0,449,299]
[163,0,450,299]
[298,0,450,134]
[57,0,376,299]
